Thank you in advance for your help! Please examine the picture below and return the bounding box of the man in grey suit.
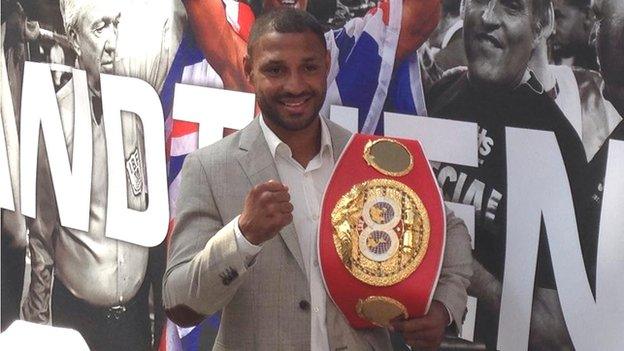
[163,8,472,350]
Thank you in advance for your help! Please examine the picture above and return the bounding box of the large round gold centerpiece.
[363,138,414,177]
[331,178,430,286]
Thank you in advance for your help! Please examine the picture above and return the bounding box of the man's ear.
[68,27,81,56]
[243,54,253,85]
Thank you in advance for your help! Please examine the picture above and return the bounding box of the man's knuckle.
[259,192,272,203]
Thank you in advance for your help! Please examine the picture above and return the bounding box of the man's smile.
[476,33,503,49]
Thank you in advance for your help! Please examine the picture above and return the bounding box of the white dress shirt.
[233,115,334,350]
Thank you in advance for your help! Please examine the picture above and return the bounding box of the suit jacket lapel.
[326,117,352,160]
[236,118,307,276]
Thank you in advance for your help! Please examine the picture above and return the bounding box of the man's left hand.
[390,300,450,350]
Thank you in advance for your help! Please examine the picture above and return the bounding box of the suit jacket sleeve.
[163,151,251,326]
[432,207,473,333]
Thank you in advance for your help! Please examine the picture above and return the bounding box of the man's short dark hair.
[247,8,327,57]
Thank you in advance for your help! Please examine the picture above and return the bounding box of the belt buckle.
[106,305,127,320]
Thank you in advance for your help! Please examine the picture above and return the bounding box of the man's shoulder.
[427,67,470,117]
[187,127,243,169]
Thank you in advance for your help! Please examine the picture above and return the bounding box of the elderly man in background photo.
[20,0,177,349]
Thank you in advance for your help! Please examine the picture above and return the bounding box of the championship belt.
[319,134,445,329]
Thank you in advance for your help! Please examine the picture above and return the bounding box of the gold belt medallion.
[331,178,430,286]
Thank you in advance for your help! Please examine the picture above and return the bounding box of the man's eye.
[94,23,106,34]
[304,65,319,72]
[265,67,282,76]
[501,0,523,12]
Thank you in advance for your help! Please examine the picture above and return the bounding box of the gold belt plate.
[331,178,430,286]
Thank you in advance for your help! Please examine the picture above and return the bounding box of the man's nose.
[284,71,307,95]
[481,0,502,29]
[104,39,116,55]
[103,29,117,56]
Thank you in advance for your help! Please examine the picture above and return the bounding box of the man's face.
[70,2,120,88]
[464,0,538,88]
[594,0,624,115]
[553,1,591,57]
[245,30,329,132]
[263,0,309,13]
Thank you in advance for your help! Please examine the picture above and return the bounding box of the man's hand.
[390,300,450,350]
[239,180,293,245]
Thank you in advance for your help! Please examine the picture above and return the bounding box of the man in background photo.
[529,0,620,161]
[20,0,176,349]
[427,0,465,72]
[552,0,598,70]
[593,0,624,117]
[426,0,610,349]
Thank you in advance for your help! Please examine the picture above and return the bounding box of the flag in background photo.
[322,0,428,136]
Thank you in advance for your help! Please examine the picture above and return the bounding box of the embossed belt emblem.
[331,178,430,286]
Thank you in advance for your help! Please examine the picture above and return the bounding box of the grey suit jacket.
[163,117,473,350]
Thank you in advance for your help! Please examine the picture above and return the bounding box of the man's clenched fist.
[238,180,293,245]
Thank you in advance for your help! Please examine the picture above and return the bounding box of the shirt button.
[314,306,320,313]
[314,260,319,267]
[312,213,319,220]
[299,300,310,311]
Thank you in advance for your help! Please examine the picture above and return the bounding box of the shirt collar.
[258,114,333,160]
[519,69,545,94]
